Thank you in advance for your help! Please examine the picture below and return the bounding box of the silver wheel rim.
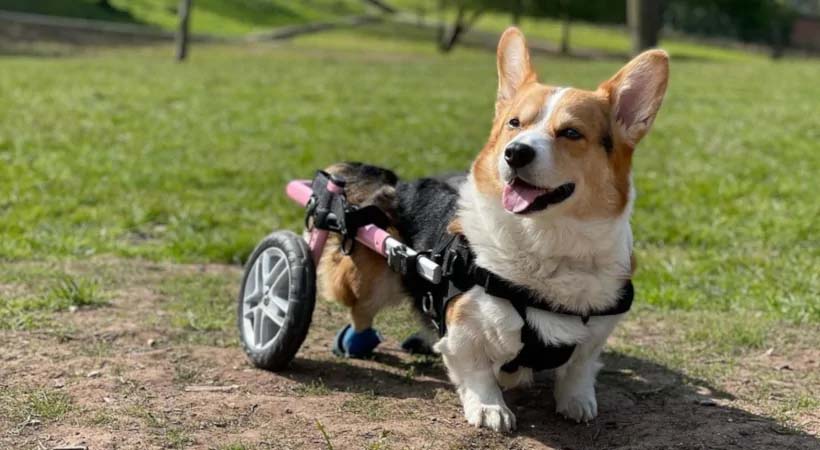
[241,247,290,351]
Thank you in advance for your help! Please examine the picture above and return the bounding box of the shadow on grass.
[285,350,818,449]
[283,352,451,400]
[510,352,818,449]
[0,0,141,24]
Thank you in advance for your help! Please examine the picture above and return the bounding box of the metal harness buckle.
[421,292,435,316]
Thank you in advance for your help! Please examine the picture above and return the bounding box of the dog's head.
[473,28,669,220]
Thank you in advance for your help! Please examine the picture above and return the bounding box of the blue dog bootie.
[332,324,382,358]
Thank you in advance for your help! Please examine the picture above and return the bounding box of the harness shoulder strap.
[473,265,635,321]
[419,233,635,338]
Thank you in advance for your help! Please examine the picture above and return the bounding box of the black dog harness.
[306,170,634,373]
[400,233,634,373]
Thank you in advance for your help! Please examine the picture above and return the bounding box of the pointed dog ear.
[600,50,669,147]
[496,27,536,119]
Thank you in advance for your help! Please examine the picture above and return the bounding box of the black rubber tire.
[237,230,316,372]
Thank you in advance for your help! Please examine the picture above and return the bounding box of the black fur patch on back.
[325,163,465,327]
[331,162,399,187]
[394,175,464,305]
[325,162,400,217]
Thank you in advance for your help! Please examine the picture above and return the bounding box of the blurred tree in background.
[628,0,662,54]
[436,0,496,52]
[435,0,613,52]
[664,0,798,56]
[433,0,804,56]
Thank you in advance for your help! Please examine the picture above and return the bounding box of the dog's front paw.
[555,386,597,423]
[464,402,517,432]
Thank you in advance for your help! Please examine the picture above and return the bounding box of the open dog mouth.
[502,177,575,214]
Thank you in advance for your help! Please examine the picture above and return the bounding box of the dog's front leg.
[553,315,622,422]
[433,289,524,432]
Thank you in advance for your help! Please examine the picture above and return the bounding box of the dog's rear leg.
[318,239,404,357]
[433,288,524,432]
[400,325,438,355]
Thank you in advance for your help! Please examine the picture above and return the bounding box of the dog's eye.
[557,128,583,140]
[507,117,521,129]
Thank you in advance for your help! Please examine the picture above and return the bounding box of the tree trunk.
[437,0,446,49]
[512,0,523,25]
[560,14,571,55]
[627,0,662,55]
[175,0,192,62]
[439,8,465,53]
[769,11,787,59]
[438,3,484,53]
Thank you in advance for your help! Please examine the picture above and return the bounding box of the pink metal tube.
[355,224,390,257]
[285,178,441,283]
[286,180,328,261]
[286,179,384,262]
[308,230,329,262]
[285,180,313,207]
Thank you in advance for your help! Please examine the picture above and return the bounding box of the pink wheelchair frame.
[285,179,442,284]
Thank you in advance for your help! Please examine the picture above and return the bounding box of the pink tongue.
[502,180,548,213]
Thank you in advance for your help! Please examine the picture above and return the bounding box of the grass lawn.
[0,23,818,448]
[1,26,816,321]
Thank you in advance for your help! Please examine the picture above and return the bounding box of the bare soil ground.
[1,260,818,450]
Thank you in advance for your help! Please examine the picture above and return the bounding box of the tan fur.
[315,164,406,332]
[447,219,464,235]
[444,293,467,325]
[474,31,668,220]
[317,233,404,331]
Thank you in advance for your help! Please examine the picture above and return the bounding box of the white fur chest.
[457,177,634,314]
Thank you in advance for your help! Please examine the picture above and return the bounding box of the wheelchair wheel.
[238,231,316,371]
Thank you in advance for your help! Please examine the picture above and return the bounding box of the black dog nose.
[504,142,535,168]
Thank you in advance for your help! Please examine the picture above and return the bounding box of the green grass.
[0,0,366,36]
[1,26,816,324]
[294,379,332,396]
[0,388,73,422]
[49,275,105,308]
[0,273,106,330]
[159,273,236,333]
[340,391,386,420]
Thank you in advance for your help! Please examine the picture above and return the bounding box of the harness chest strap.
[424,234,634,372]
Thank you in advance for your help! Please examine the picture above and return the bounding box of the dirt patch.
[1,260,817,449]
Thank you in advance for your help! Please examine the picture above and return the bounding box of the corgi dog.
[316,27,669,432]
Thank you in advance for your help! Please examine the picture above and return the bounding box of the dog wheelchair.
[237,171,443,371]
